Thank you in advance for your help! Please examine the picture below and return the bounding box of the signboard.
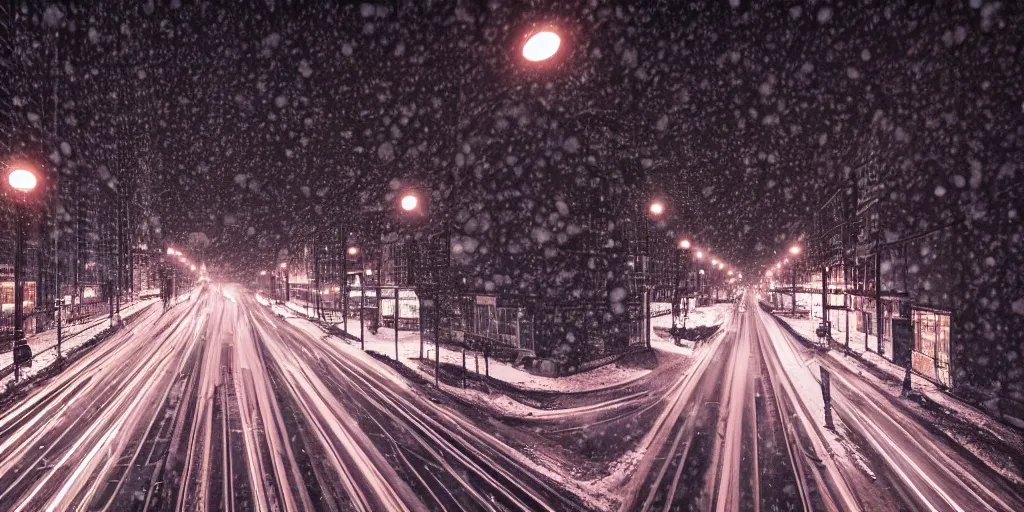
[476,295,496,306]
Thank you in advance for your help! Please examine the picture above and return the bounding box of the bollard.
[901,361,913,397]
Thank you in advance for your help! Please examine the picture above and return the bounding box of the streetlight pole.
[680,240,691,328]
[359,250,365,351]
[645,200,666,349]
[12,203,27,340]
[790,245,801,316]
[792,263,797,316]
[7,167,39,381]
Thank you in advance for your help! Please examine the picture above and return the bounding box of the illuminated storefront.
[912,308,952,388]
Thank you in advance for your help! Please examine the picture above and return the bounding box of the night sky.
[7,0,1021,275]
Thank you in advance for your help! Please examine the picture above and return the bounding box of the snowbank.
[1,298,160,391]
[771,311,1024,488]
[650,302,733,345]
[259,296,654,417]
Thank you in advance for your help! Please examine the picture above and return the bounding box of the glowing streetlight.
[167,248,175,255]
[347,246,359,256]
[789,245,801,255]
[190,265,197,272]
[727,270,734,276]
[260,270,267,276]
[280,262,287,269]
[522,30,561,62]
[648,201,665,216]
[696,251,704,259]
[679,239,691,250]
[718,263,725,270]
[711,259,718,266]
[400,193,419,212]
[8,168,38,192]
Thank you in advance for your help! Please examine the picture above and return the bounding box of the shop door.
[891,318,913,368]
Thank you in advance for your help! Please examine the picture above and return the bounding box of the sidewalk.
[0,296,163,391]
[768,309,1024,487]
[257,294,656,416]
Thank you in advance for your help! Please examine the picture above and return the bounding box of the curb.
[765,310,1023,435]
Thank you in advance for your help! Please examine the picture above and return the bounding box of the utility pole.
[116,190,122,322]
[342,227,348,333]
[359,250,365,350]
[875,251,883,356]
[792,261,797,316]
[314,233,322,319]
[671,250,680,342]
[822,266,829,328]
[394,288,400,361]
[55,230,62,359]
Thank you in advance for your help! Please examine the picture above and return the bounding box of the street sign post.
[820,367,834,429]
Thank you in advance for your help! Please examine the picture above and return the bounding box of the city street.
[0,284,587,511]
[1,285,1023,511]
[4,3,1023,511]
[614,293,1024,511]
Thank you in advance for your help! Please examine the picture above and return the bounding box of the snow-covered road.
[618,292,1024,511]
[0,283,588,511]
[2,284,1022,511]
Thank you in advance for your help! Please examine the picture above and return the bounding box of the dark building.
[371,171,698,376]
[802,157,1024,429]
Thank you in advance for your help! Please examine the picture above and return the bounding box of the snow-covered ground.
[0,284,595,511]
[771,311,1024,488]
[255,294,655,417]
[650,302,733,349]
[1,297,166,391]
